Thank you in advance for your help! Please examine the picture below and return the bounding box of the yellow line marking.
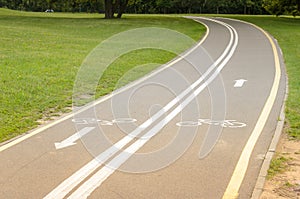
[222,21,282,199]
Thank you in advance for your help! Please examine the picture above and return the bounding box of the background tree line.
[0,0,104,13]
[0,0,299,17]
[127,0,266,15]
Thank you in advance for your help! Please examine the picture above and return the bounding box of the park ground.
[0,8,299,198]
[260,133,300,198]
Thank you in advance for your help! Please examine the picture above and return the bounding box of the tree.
[1,0,294,16]
[263,0,284,16]
[117,0,129,18]
[286,0,300,16]
[263,0,300,16]
[104,0,129,18]
[156,0,170,14]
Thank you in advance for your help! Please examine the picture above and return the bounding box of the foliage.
[1,0,299,16]
[0,0,104,12]
[0,0,267,14]
[126,0,267,14]
[263,0,300,16]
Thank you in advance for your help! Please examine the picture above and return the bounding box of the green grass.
[221,15,300,139]
[96,50,176,97]
[267,155,291,179]
[0,8,205,142]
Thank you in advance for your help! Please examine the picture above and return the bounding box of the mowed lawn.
[0,8,205,142]
[225,16,300,139]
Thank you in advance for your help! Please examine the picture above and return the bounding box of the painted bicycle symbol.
[176,119,247,128]
[72,118,137,126]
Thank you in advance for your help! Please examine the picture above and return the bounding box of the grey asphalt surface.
[0,17,286,199]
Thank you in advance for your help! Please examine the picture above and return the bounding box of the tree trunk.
[105,0,114,19]
[117,0,128,18]
[105,0,128,19]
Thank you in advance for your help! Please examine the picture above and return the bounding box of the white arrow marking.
[54,127,95,150]
[234,79,247,88]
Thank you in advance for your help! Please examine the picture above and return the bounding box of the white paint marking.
[234,79,247,88]
[54,127,95,150]
[176,119,246,128]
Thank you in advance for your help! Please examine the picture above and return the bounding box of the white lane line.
[0,17,209,154]
[44,18,236,199]
[222,19,282,199]
[67,20,239,199]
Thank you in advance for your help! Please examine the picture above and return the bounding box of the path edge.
[251,37,288,199]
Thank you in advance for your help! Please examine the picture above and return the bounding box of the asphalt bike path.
[0,17,286,199]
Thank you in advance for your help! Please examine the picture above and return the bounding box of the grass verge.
[0,8,205,142]
[267,155,291,179]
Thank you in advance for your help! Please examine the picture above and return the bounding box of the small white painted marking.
[176,119,247,128]
[54,127,95,150]
[234,79,247,88]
